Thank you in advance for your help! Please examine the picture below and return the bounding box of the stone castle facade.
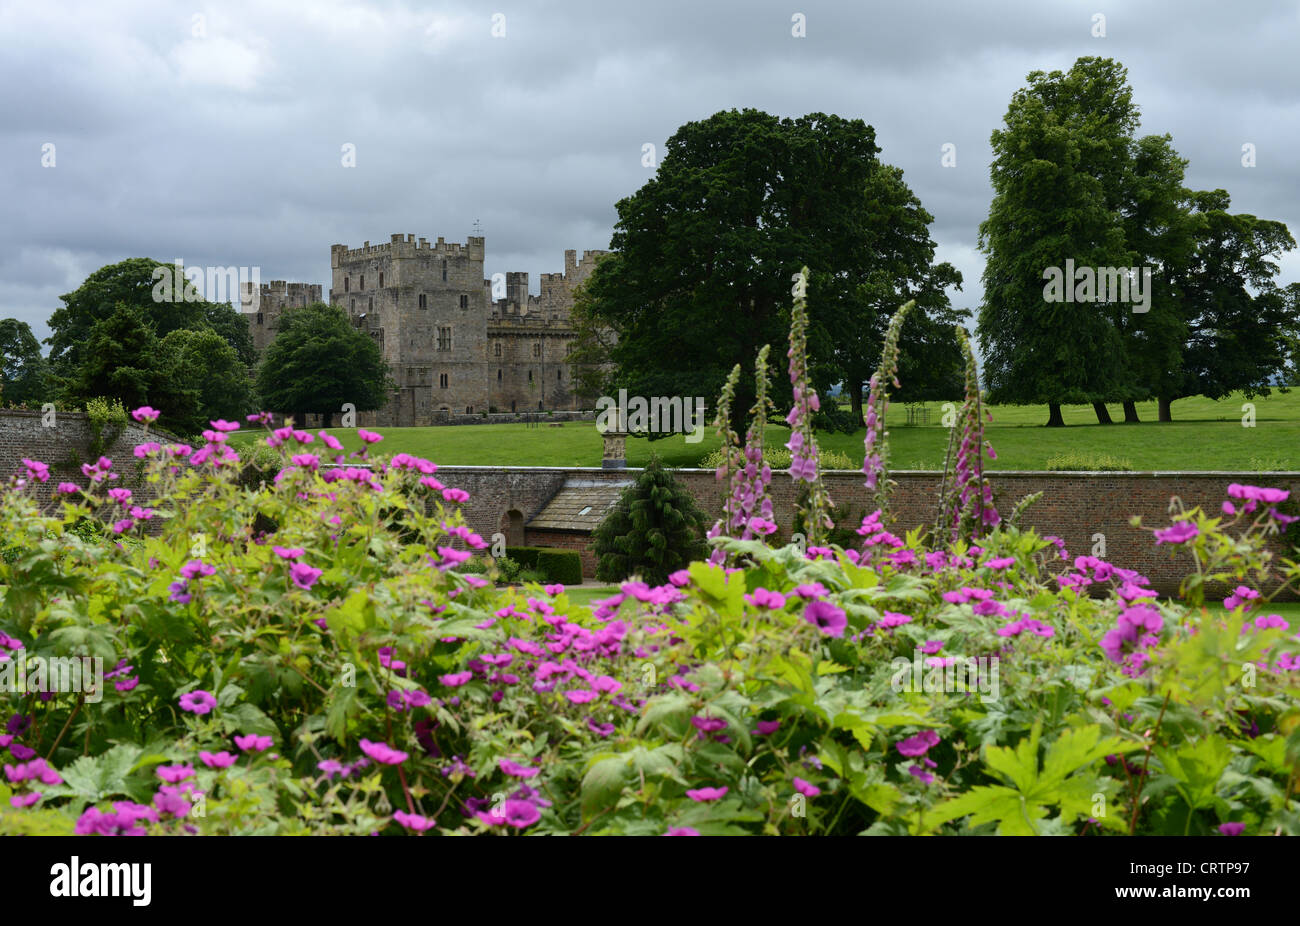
[240,234,608,426]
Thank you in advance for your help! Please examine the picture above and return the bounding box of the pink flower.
[803,600,847,637]
[180,560,215,580]
[199,751,236,769]
[755,720,781,735]
[394,810,436,832]
[502,799,540,828]
[1218,822,1245,836]
[442,488,470,503]
[357,429,384,444]
[564,688,597,704]
[179,690,217,715]
[745,587,787,609]
[1228,483,1289,504]
[793,777,821,797]
[664,827,700,836]
[156,763,195,783]
[131,406,161,423]
[499,759,539,778]
[234,734,273,753]
[289,562,323,590]
[1153,522,1198,545]
[441,671,472,686]
[273,546,304,560]
[20,459,49,483]
[685,786,728,802]
[359,739,409,765]
[896,730,941,757]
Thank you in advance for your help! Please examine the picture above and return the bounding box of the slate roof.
[527,479,631,531]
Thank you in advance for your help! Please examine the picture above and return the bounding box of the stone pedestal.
[601,429,627,469]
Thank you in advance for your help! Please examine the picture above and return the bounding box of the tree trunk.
[1122,401,1140,423]
[1092,402,1114,425]
[1158,397,1173,422]
[1046,403,1065,428]
[850,382,863,425]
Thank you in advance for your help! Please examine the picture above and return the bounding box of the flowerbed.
[3,295,1299,837]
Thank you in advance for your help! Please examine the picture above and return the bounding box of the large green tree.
[67,303,179,414]
[49,258,255,374]
[158,328,253,434]
[255,302,391,427]
[573,108,960,433]
[977,57,1137,427]
[1162,191,1296,420]
[0,319,51,407]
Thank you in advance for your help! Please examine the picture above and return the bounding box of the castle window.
[459,294,469,309]
[442,260,447,282]
[557,369,562,380]
[379,272,384,288]
[350,299,355,311]
[360,275,364,289]
[440,373,449,389]
[528,370,533,383]
[532,342,541,358]
[466,406,472,414]
[497,369,502,381]
[494,341,501,357]
[418,293,427,309]
[344,277,349,292]
[368,297,373,311]
[437,326,452,350]
[256,312,264,325]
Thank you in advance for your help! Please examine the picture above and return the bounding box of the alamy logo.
[1042,259,1152,313]
[151,259,261,304]
[50,857,151,906]
[595,389,706,444]
[890,650,1000,703]
[0,655,103,703]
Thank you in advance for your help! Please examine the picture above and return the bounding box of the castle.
[240,234,609,426]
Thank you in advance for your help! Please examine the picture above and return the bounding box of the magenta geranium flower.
[564,688,596,704]
[273,546,304,560]
[896,730,941,757]
[199,751,236,769]
[357,429,384,444]
[745,587,787,609]
[234,734,273,753]
[803,600,847,637]
[663,826,700,836]
[502,799,540,828]
[1153,522,1198,545]
[290,562,323,590]
[1218,822,1245,836]
[1228,483,1289,504]
[442,488,470,503]
[793,777,820,797]
[499,759,540,778]
[690,716,727,733]
[441,671,472,686]
[755,720,781,735]
[359,739,409,765]
[131,406,160,423]
[685,786,728,802]
[156,763,195,783]
[179,690,216,715]
[394,810,436,832]
[20,459,49,483]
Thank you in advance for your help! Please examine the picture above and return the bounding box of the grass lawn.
[230,389,1300,471]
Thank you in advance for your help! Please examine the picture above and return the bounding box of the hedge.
[507,546,582,585]
[536,548,583,586]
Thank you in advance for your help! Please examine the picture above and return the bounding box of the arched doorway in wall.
[502,509,525,547]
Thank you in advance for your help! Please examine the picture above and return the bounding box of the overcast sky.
[3,0,1298,349]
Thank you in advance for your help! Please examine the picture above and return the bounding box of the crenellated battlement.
[330,234,487,266]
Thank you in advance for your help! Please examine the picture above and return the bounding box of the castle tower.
[240,280,323,354]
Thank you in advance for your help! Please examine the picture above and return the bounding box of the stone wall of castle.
[294,234,610,427]
[239,281,323,353]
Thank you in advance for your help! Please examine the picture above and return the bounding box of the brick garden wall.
[0,410,176,509]
[436,465,1300,595]
[3,409,1295,598]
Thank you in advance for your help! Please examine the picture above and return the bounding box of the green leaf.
[580,755,629,820]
